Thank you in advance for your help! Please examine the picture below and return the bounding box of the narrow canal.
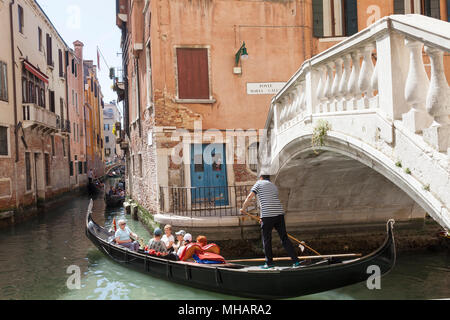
[0,192,448,300]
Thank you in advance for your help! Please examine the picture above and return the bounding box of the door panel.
[190,144,228,206]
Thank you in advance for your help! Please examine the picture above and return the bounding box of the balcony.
[60,119,71,135]
[159,185,257,218]
[22,103,58,133]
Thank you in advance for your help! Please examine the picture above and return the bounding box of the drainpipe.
[9,0,18,163]
[65,50,71,188]
[10,0,20,211]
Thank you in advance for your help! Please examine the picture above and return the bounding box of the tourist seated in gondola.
[108,186,115,196]
[177,233,192,258]
[161,225,175,252]
[147,228,168,255]
[196,235,208,247]
[173,229,186,254]
[146,228,179,261]
[114,219,139,252]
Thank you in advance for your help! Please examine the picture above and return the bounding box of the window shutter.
[312,0,324,38]
[58,49,63,77]
[393,0,405,14]
[0,126,7,156]
[345,0,358,36]
[176,48,209,100]
[448,0,450,21]
[427,0,440,19]
[46,34,52,66]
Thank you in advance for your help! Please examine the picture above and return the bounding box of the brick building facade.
[115,0,450,237]
[0,0,105,224]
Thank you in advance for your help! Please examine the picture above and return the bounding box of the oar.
[240,210,321,256]
[228,253,362,263]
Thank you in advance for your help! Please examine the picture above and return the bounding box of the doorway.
[190,144,228,206]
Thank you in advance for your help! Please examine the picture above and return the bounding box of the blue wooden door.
[190,144,228,206]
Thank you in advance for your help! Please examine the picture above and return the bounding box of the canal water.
[0,193,448,300]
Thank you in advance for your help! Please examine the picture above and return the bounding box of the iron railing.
[160,185,258,218]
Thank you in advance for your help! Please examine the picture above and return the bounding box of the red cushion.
[179,243,203,261]
[197,252,225,263]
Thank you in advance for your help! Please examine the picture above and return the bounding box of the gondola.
[85,200,396,299]
[87,180,104,196]
[104,193,125,207]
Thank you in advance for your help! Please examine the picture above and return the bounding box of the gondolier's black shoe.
[260,263,275,269]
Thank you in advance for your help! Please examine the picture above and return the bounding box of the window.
[0,62,8,102]
[38,27,42,52]
[70,161,73,176]
[51,136,55,156]
[146,42,153,106]
[0,126,8,156]
[62,138,66,157]
[46,34,53,66]
[60,98,64,122]
[21,67,45,107]
[49,90,55,112]
[58,49,64,77]
[248,142,259,172]
[25,152,32,190]
[176,48,210,100]
[45,153,50,186]
[313,0,358,38]
[78,161,83,175]
[105,136,109,143]
[18,5,24,34]
[394,0,440,19]
[139,154,143,177]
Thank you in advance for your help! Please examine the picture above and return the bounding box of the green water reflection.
[0,194,448,300]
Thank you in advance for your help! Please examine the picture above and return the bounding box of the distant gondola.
[85,200,396,299]
[104,193,125,207]
[87,181,104,196]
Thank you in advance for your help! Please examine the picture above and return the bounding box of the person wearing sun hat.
[173,230,186,253]
[177,233,192,257]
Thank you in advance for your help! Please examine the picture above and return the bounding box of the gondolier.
[241,174,301,269]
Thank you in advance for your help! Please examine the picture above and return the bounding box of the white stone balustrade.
[260,14,450,231]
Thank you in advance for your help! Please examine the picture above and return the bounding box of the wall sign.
[246,82,286,95]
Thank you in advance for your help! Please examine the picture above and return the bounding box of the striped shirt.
[251,180,285,218]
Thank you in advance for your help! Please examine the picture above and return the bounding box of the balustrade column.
[422,45,450,152]
[358,44,375,108]
[323,62,334,112]
[347,50,361,110]
[338,54,352,111]
[315,66,326,113]
[402,38,433,134]
[331,58,343,112]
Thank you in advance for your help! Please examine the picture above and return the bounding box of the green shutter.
[447,0,450,21]
[428,0,441,19]
[345,0,358,36]
[312,0,324,38]
[394,0,405,14]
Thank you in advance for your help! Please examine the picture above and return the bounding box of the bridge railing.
[264,14,450,157]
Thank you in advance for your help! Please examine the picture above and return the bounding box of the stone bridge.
[261,15,450,232]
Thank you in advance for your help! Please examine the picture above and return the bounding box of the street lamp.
[235,42,249,66]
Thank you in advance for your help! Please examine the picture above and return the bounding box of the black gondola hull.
[85,200,396,299]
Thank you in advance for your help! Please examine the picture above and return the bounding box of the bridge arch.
[269,131,449,229]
